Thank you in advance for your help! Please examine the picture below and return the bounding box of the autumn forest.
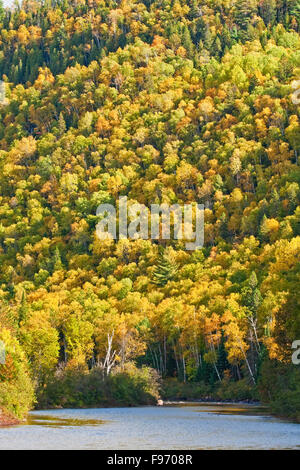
[0,0,299,422]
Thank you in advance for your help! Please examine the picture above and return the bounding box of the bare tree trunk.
[153,348,160,374]
[238,338,256,385]
[249,316,260,352]
[209,334,221,382]
[236,365,242,381]
[182,355,186,383]
[172,340,180,377]
[163,335,167,375]
[158,343,164,376]
[149,345,158,371]
[193,308,200,367]
[101,331,117,377]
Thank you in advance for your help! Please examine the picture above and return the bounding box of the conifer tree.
[234,0,258,29]
[53,247,63,271]
[152,249,178,287]
[58,112,66,136]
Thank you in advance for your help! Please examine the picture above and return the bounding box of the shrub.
[258,359,300,422]
[216,376,258,401]
[110,363,161,405]
[37,362,160,409]
[0,328,35,419]
[161,378,210,400]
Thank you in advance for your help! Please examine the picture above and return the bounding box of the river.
[0,403,299,450]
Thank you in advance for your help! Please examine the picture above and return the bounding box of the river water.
[0,403,299,450]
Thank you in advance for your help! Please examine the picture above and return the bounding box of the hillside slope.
[0,0,299,418]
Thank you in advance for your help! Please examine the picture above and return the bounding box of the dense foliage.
[37,362,160,408]
[0,0,299,419]
[0,327,35,419]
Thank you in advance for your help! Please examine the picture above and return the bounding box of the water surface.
[0,403,299,450]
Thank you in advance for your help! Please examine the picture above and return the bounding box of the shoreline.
[3,400,289,428]
[33,398,263,411]
[0,411,20,427]
[162,399,262,406]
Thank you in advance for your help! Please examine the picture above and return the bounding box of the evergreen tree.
[216,335,230,378]
[53,247,63,271]
[290,0,300,23]
[152,249,178,287]
[58,112,66,136]
[259,0,277,26]
[234,0,258,29]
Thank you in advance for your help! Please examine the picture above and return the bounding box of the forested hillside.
[0,0,299,420]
